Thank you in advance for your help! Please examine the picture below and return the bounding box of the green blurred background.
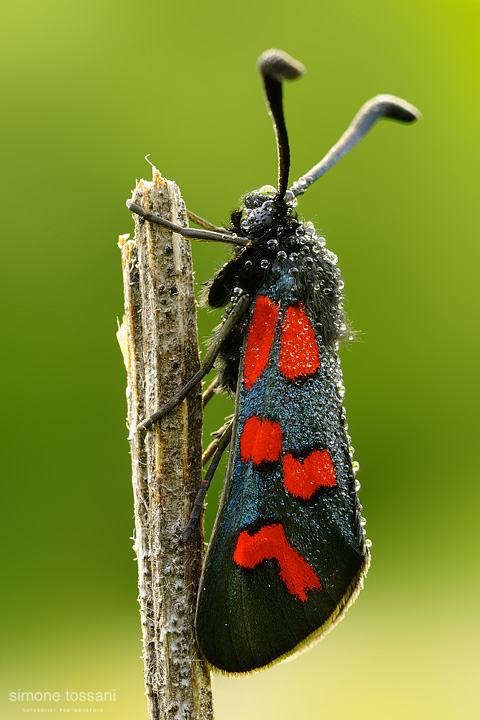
[1,0,479,718]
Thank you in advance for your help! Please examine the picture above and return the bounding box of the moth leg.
[187,209,226,234]
[182,420,233,541]
[137,294,250,431]
[127,200,249,247]
[202,416,234,466]
[202,376,220,408]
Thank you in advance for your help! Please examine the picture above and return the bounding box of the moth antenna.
[257,49,305,199]
[290,94,421,197]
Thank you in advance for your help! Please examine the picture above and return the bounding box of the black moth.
[127,49,420,674]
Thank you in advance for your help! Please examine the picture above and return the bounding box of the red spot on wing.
[233,523,321,601]
[279,302,320,380]
[283,449,336,499]
[240,416,282,465]
[243,295,279,390]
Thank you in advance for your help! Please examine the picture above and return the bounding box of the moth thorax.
[240,186,297,239]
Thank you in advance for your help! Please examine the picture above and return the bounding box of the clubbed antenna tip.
[257,49,305,198]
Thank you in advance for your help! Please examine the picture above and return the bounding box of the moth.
[127,49,420,674]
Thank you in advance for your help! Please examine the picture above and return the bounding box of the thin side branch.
[118,169,213,720]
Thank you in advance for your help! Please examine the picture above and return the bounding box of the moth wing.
[196,295,369,673]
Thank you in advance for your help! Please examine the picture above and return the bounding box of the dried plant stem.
[118,169,214,720]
